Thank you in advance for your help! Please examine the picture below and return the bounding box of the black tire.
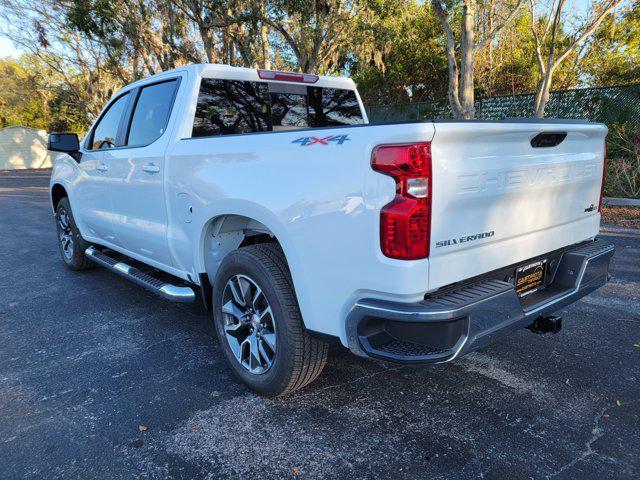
[212,243,328,397]
[54,197,95,271]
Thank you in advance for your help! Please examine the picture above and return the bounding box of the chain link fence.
[366,84,640,198]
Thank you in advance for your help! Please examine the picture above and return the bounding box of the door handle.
[142,163,160,174]
[96,163,108,172]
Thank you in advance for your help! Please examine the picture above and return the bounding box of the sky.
[0,37,20,57]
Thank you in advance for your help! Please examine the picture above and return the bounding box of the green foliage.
[605,137,640,198]
[582,3,640,87]
[266,0,367,74]
[474,10,586,98]
[350,0,448,105]
[474,13,537,97]
[0,55,100,133]
[0,58,49,129]
[66,0,122,38]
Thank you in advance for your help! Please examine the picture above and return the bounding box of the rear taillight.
[598,144,607,212]
[371,143,432,260]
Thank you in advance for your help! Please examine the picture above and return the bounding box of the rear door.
[105,77,181,266]
[428,121,607,290]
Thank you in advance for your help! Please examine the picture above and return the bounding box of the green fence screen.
[365,84,640,127]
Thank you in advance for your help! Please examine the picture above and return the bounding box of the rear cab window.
[192,77,363,138]
[192,79,271,137]
[307,86,363,127]
[269,83,309,131]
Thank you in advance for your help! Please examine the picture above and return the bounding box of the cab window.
[308,87,363,127]
[191,79,364,137]
[270,92,309,131]
[192,79,271,137]
[90,93,130,150]
[127,80,178,146]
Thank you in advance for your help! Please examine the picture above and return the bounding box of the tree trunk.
[459,0,476,119]
[259,3,270,69]
[432,0,464,119]
[533,70,554,117]
[445,53,463,119]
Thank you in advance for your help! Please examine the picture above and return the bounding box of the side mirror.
[48,133,80,153]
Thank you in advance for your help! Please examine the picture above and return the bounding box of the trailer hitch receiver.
[527,315,562,334]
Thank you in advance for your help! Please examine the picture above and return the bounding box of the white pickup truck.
[49,64,614,396]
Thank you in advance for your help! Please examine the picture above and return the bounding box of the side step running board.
[85,246,195,303]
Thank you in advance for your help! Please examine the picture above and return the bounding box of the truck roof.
[123,63,357,92]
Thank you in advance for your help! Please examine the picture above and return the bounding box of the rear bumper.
[345,238,614,364]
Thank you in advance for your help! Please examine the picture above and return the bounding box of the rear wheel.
[55,197,94,271]
[212,243,328,397]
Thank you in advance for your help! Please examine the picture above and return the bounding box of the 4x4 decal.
[292,134,350,146]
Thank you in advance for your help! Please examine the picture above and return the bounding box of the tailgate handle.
[531,132,567,148]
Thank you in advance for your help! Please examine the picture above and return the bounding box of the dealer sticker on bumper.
[515,259,547,297]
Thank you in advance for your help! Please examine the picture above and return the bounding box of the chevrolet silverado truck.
[48,64,614,396]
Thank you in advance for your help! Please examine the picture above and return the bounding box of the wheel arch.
[196,210,303,316]
[51,183,68,212]
[200,213,284,282]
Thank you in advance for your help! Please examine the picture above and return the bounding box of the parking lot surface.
[1,169,639,479]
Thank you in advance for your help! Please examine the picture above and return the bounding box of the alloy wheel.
[57,207,74,260]
[221,274,277,374]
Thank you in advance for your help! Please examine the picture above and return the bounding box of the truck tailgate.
[428,120,607,291]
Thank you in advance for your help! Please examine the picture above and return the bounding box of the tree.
[0,58,49,129]
[65,0,200,78]
[265,0,365,74]
[170,0,271,67]
[529,0,622,117]
[351,0,448,106]
[582,2,640,86]
[0,55,96,132]
[474,11,535,96]
[0,0,375,130]
[431,0,523,119]
[0,0,126,126]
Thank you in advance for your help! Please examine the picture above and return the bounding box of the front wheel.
[212,243,328,397]
[55,197,94,271]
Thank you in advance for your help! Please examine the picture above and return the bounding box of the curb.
[603,197,640,207]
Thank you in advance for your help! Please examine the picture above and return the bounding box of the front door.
[74,91,131,244]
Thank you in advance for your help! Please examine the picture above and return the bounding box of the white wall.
[0,126,52,170]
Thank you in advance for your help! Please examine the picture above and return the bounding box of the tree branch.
[475,0,524,50]
[553,0,622,68]
[529,0,545,74]
[265,17,304,69]
[541,0,560,40]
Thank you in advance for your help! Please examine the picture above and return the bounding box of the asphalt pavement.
[1,169,638,479]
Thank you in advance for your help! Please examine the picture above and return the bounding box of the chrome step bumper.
[84,246,196,303]
[346,238,615,364]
